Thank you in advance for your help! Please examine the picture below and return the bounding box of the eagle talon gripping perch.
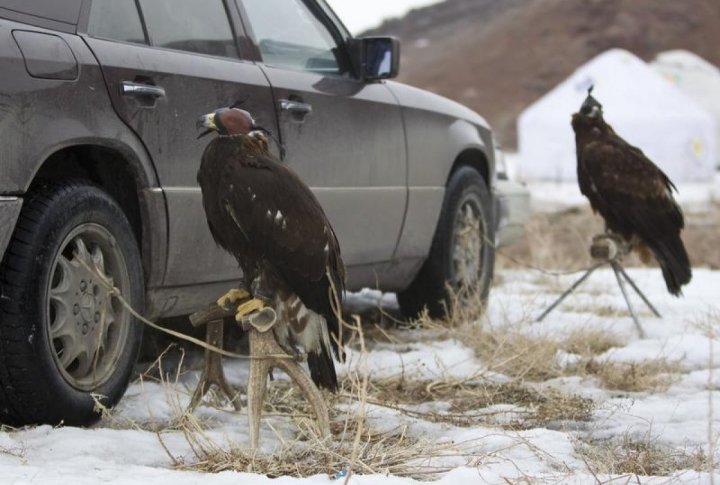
[217,287,251,310]
[187,299,332,449]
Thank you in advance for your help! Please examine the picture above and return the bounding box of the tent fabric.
[517,49,717,182]
[652,50,720,168]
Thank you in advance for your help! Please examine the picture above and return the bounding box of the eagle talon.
[235,297,266,320]
[217,288,250,310]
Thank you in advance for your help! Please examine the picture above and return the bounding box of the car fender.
[385,81,495,269]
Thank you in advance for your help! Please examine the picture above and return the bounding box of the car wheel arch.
[26,142,167,287]
[448,148,491,187]
[397,165,495,318]
[32,145,144,239]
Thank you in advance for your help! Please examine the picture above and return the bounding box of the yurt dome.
[518,49,717,182]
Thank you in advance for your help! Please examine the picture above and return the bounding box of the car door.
[235,0,408,268]
[82,0,278,288]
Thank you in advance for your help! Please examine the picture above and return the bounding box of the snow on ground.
[500,269,719,447]
[0,264,717,484]
[1,174,718,483]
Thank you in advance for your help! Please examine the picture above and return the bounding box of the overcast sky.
[325,0,442,34]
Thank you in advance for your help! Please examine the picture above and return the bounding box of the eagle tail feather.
[648,235,691,297]
[307,339,338,392]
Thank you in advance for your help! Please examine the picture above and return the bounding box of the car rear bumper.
[0,197,22,260]
[494,179,530,248]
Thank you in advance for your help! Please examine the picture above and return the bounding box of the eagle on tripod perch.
[196,106,345,448]
[571,87,692,296]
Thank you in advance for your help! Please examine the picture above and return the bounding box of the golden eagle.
[572,88,691,295]
[196,106,344,390]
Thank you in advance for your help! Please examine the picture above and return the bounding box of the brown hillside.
[365,0,720,148]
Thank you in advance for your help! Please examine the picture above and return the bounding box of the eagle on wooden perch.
[196,106,345,447]
[571,87,692,296]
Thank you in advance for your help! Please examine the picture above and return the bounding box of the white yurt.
[652,50,720,169]
[517,49,717,183]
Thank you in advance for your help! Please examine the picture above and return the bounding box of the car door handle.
[121,81,166,99]
[280,99,313,116]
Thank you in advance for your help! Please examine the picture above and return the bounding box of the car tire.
[397,166,495,319]
[0,180,144,426]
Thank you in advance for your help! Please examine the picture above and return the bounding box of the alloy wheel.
[46,224,131,391]
[451,196,485,289]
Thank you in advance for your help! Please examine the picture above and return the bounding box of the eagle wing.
[580,136,691,295]
[580,138,684,231]
[219,157,343,281]
[213,148,345,339]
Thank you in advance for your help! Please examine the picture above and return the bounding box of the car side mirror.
[353,37,400,82]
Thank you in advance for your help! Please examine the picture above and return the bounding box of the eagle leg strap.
[246,327,331,449]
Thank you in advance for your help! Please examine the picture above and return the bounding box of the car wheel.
[0,180,144,426]
[397,166,495,319]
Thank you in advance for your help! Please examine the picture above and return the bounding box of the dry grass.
[404,295,683,397]
[166,371,594,478]
[578,434,714,477]
[147,289,685,479]
[0,441,25,459]
[173,411,456,479]
[467,320,680,393]
[562,328,623,357]
[496,207,605,272]
[497,203,720,271]
[399,286,571,382]
[100,280,703,480]
[363,376,594,429]
[141,309,605,479]
[157,319,476,480]
[586,359,681,393]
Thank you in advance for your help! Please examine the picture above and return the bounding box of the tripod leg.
[536,265,600,322]
[615,265,662,318]
[611,263,646,338]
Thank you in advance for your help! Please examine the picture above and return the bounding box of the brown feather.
[197,133,345,390]
[571,109,691,296]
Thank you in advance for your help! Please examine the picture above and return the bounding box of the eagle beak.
[197,113,216,139]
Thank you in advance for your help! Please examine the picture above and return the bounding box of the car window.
[138,0,239,59]
[87,0,147,44]
[237,0,342,75]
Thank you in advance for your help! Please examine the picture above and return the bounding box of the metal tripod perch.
[535,234,661,338]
